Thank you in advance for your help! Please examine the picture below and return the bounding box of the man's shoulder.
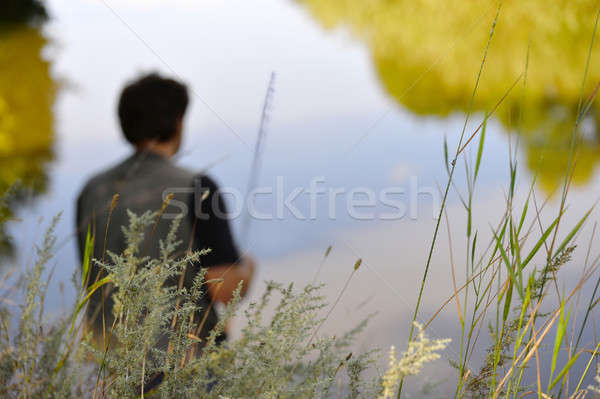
[78,154,192,196]
[159,157,195,179]
[77,158,130,201]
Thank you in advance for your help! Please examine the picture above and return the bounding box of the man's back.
[77,151,197,262]
[76,150,239,344]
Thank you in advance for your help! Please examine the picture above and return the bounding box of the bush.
[0,209,451,398]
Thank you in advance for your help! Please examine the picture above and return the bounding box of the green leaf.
[517,173,537,235]
[509,159,518,200]
[520,213,561,271]
[493,227,524,301]
[548,304,570,391]
[511,221,523,288]
[467,207,472,238]
[69,275,113,334]
[502,281,514,324]
[548,352,580,392]
[473,111,487,183]
[490,219,509,263]
[517,197,529,236]
[552,207,593,262]
[471,231,478,267]
[82,224,95,288]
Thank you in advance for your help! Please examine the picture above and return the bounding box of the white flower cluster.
[378,322,451,399]
[588,372,600,394]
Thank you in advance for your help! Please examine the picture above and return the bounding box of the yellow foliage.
[0,25,55,192]
[301,0,600,190]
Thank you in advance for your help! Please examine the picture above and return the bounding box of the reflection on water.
[300,0,600,190]
[0,1,47,26]
[0,5,56,256]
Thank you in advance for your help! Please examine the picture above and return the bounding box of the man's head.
[118,73,189,155]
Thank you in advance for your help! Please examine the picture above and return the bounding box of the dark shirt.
[76,151,239,345]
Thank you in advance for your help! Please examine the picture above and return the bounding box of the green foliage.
[0,213,75,397]
[0,211,399,398]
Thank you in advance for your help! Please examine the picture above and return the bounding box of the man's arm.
[205,256,255,303]
[194,175,256,304]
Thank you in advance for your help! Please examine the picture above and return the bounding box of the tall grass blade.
[473,112,487,183]
[520,213,561,271]
[552,207,593,262]
[548,304,570,390]
[69,275,113,334]
[548,352,580,392]
[493,228,524,300]
[82,224,95,288]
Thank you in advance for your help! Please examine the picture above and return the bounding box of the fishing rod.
[240,71,276,247]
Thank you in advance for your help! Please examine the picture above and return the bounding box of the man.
[76,72,255,346]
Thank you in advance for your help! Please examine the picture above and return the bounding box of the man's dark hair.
[118,73,189,144]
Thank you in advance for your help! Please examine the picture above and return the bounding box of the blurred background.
[3,0,600,395]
